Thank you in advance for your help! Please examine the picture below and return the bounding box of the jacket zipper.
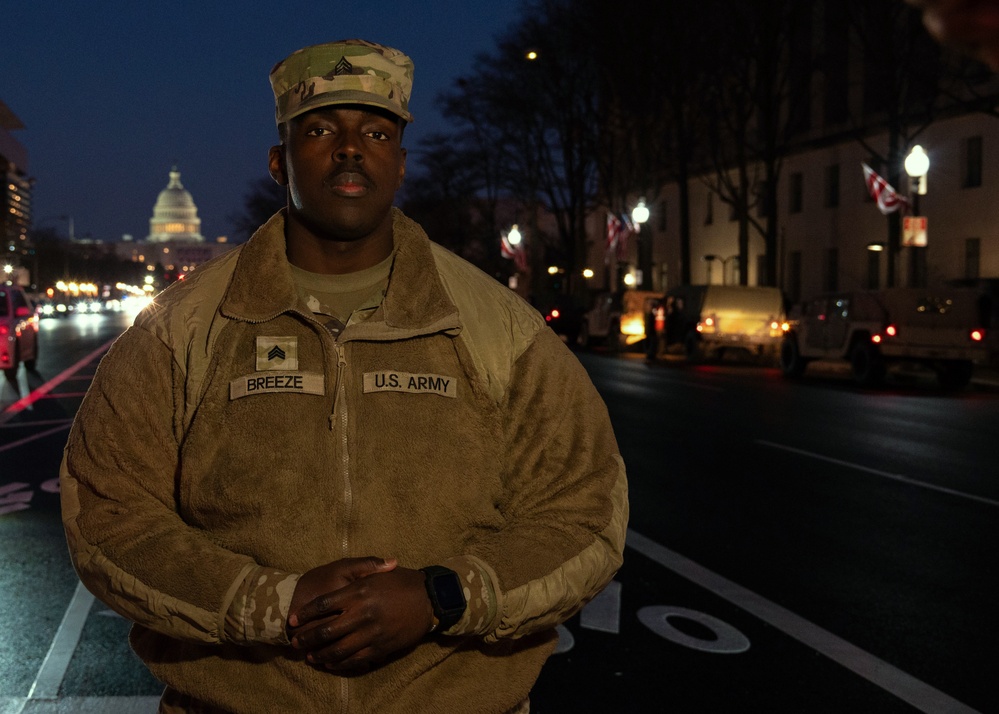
[331,341,351,712]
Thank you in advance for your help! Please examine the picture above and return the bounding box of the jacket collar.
[221,208,461,334]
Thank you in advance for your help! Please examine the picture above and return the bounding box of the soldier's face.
[270,105,406,243]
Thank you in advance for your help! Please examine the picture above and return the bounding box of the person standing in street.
[60,38,628,714]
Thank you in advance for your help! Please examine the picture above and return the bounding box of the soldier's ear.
[268,145,288,186]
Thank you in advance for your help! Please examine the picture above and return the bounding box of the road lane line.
[0,423,72,454]
[27,581,95,700]
[626,529,980,714]
[756,439,999,508]
[0,337,117,425]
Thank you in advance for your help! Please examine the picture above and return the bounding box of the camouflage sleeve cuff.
[223,567,300,646]
[439,555,500,636]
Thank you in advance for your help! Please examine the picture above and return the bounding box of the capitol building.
[117,166,233,278]
[147,166,204,243]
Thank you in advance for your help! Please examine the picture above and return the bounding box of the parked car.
[779,287,988,388]
[578,289,661,351]
[1,284,39,379]
[539,297,585,347]
[663,285,787,363]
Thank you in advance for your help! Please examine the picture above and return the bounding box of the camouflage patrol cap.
[270,39,414,125]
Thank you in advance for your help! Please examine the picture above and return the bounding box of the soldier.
[60,39,628,713]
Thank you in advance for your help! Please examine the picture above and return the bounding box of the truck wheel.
[850,341,885,387]
[684,332,703,363]
[779,336,808,378]
[938,360,973,390]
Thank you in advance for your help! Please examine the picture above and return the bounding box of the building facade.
[0,99,32,281]
[584,3,999,308]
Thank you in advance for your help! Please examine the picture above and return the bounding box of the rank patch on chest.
[363,371,457,398]
[256,336,298,371]
[230,371,325,399]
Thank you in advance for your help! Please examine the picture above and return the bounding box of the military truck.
[779,288,988,388]
[663,285,787,363]
[578,289,660,352]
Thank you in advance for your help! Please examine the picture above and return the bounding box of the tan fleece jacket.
[60,208,628,714]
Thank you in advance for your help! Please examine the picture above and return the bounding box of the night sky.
[3,1,524,243]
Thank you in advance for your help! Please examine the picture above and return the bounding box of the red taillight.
[971,328,985,342]
[885,324,897,337]
[0,324,9,337]
[551,309,560,319]
[872,334,882,344]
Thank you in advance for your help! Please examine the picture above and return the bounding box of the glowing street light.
[507,224,522,247]
[631,198,650,225]
[904,145,930,194]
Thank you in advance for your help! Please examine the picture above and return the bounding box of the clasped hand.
[287,557,434,673]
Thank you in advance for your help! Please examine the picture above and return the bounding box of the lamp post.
[632,198,650,290]
[904,145,929,287]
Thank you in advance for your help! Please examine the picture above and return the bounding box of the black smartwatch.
[421,566,466,632]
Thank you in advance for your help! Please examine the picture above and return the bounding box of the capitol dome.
[147,166,204,243]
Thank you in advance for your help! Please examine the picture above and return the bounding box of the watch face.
[435,572,466,611]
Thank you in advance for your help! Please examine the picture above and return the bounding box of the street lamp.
[904,145,930,286]
[631,198,650,225]
[507,224,522,248]
[904,145,929,199]
[631,199,650,289]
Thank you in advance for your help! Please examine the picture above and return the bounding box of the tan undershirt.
[289,253,393,335]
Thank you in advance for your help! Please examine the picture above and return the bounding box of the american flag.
[500,230,528,272]
[862,163,909,215]
[605,212,638,264]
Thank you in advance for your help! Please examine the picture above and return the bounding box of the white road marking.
[0,423,73,454]
[637,606,750,654]
[0,337,116,426]
[0,482,33,516]
[27,581,95,700]
[580,580,622,634]
[627,529,980,714]
[756,439,999,508]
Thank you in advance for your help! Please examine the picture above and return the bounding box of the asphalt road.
[2,315,996,713]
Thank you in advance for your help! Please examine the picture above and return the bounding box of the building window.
[705,192,714,225]
[964,136,983,188]
[966,238,981,279]
[789,173,803,214]
[825,248,839,291]
[867,249,880,289]
[788,251,802,303]
[824,164,840,208]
